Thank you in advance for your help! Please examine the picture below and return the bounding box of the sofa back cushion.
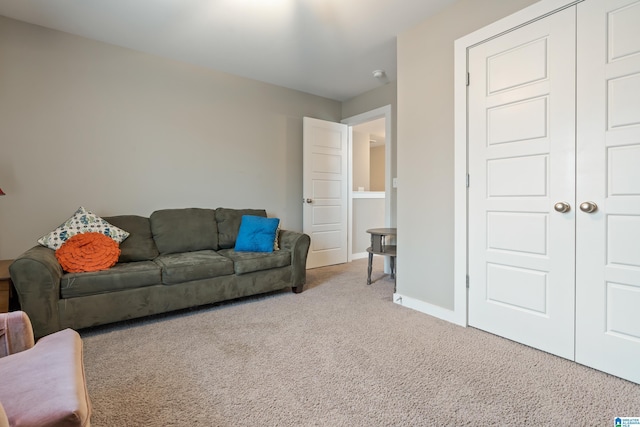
[103,215,159,262]
[150,208,218,254]
[215,208,267,249]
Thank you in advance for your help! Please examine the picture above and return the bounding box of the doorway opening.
[342,105,394,264]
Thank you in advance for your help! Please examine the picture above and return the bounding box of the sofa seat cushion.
[218,248,291,275]
[61,261,161,298]
[154,250,234,285]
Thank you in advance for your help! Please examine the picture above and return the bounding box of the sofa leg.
[292,286,303,294]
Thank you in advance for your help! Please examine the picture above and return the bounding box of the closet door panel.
[468,7,576,360]
[575,0,640,384]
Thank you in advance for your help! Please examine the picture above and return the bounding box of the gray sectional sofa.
[9,207,310,338]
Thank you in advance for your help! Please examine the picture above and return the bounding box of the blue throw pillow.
[234,215,280,252]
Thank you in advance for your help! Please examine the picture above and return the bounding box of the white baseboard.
[392,292,467,327]
[351,252,368,260]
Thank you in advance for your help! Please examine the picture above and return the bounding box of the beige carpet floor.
[81,258,640,426]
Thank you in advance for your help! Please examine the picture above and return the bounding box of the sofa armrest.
[278,230,310,293]
[9,246,64,339]
[0,311,35,358]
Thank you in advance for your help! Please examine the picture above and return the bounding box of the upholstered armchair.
[0,311,91,427]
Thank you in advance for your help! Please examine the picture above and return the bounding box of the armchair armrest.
[0,328,92,427]
[0,403,8,427]
[9,246,64,339]
[278,230,310,293]
[0,311,35,357]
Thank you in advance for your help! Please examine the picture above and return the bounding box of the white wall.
[352,131,370,191]
[0,16,341,259]
[396,0,539,309]
[369,145,385,191]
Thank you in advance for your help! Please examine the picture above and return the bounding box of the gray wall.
[0,16,341,258]
[396,0,539,309]
[352,197,386,255]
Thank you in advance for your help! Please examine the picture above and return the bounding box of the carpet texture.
[81,258,640,426]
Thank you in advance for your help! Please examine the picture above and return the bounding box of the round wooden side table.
[366,228,397,288]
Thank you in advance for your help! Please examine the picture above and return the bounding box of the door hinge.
[466,174,470,188]
[466,72,470,87]
[466,275,470,288]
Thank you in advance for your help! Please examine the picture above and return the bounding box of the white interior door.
[468,8,577,359]
[303,117,348,269]
[575,0,640,383]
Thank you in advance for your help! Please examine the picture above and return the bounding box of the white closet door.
[575,0,640,384]
[468,7,577,359]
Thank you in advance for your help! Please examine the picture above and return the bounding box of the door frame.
[453,0,582,327]
[342,105,394,263]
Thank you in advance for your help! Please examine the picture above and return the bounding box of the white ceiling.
[0,0,457,101]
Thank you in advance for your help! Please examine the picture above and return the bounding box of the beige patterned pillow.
[38,206,129,250]
[274,222,281,251]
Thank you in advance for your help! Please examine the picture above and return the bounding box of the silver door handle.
[304,198,313,204]
[579,201,597,213]
[554,202,571,213]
